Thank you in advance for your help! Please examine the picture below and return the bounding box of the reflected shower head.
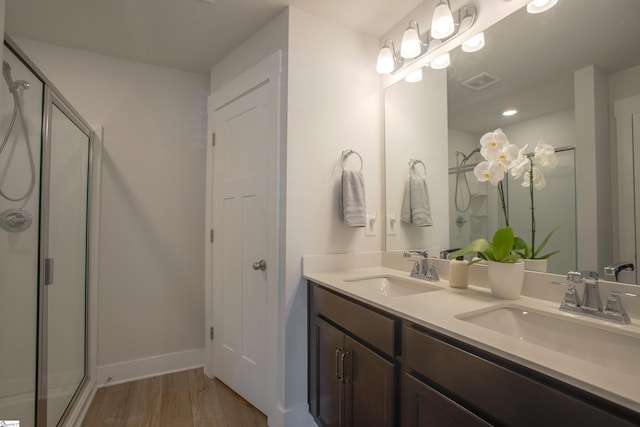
[2,61,29,93]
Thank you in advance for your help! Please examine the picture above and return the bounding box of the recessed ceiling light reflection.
[502,109,518,117]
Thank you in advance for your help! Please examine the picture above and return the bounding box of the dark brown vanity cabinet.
[403,323,640,427]
[308,282,640,427]
[309,283,399,427]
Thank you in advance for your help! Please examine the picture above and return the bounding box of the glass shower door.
[0,47,43,427]
[41,97,90,427]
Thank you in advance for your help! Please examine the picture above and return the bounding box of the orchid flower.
[479,129,508,160]
[522,166,546,190]
[510,144,529,179]
[474,160,504,186]
[534,141,558,170]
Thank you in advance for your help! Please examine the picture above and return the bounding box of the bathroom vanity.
[305,254,640,427]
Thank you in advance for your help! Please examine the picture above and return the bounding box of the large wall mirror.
[384,0,640,282]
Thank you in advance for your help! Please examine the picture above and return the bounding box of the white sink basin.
[457,306,640,374]
[344,275,441,297]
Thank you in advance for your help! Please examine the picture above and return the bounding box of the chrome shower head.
[2,61,30,93]
[13,80,30,91]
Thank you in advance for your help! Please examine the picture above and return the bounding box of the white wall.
[13,38,210,382]
[286,5,381,420]
[575,65,612,274]
[210,6,382,426]
[210,9,289,93]
[384,69,449,253]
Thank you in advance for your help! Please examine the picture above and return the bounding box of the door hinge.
[210,229,214,242]
[210,327,214,340]
[211,133,216,146]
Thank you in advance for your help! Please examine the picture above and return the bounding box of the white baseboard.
[96,348,204,387]
[272,402,317,427]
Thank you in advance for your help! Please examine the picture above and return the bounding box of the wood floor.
[81,368,268,427]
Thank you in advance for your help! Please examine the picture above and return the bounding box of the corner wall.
[285,5,382,424]
[13,37,210,384]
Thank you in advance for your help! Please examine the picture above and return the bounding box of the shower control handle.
[252,259,267,271]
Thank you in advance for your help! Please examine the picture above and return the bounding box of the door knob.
[252,259,267,271]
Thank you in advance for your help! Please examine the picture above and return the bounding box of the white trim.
[96,348,204,387]
[62,378,96,427]
[274,403,318,427]
[205,50,282,424]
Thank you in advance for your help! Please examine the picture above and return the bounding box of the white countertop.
[304,262,640,414]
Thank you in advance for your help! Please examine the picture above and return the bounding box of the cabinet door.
[313,317,345,427]
[402,373,490,427]
[346,336,397,427]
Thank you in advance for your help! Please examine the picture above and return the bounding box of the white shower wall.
[13,37,210,383]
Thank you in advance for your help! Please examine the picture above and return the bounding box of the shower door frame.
[5,35,97,427]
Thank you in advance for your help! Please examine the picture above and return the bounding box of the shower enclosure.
[1,37,98,427]
[448,146,577,275]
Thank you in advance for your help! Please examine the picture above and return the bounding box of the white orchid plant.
[473,129,560,260]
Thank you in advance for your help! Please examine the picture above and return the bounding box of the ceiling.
[4,0,422,74]
[446,0,640,134]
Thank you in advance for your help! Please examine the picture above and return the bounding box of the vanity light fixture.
[401,20,425,59]
[431,1,455,39]
[526,0,558,14]
[376,3,476,76]
[430,52,450,70]
[376,40,403,74]
[461,32,485,52]
[502,109,518,116]
[405,68,423,83]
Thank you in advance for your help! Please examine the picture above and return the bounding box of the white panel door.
[212,82,269,413]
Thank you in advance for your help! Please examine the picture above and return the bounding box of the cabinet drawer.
[402,373,490,427]
[404,324,638,427]
[310,283,399,357]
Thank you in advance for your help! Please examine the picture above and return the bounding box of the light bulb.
[526,0,558,14]
[502,109,518,117]
[462,32,485,52]
[431,2,455,39]
[405,69,423,83]
[430,52,450,70]
[376,46,395,74]
[401,27,422,59]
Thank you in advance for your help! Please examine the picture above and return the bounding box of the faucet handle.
[603,291,639,324]
[551,281,582,307]
[426,264,439,282]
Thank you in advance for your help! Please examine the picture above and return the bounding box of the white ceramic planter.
[487,261,525,300]
[524,258,548,272]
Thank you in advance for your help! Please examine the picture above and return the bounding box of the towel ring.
[342,149,363,171]
[409,159,427,177]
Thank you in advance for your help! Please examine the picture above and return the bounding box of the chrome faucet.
[604,262,635,282]
[552,271,638,324]
[403,250,439,282]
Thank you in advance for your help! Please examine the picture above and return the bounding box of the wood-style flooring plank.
[124,375,163,427]
[81,368,267,427]
[188,368,227,427]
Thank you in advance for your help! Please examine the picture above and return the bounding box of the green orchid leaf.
[535,249,562,260]
[492,226,514,261]
[447,239,491,260]
[501,253,522,263]
[532,226,561,258]
[513,236,531,259]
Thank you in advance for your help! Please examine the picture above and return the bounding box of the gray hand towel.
[401,176,433,227]
[342,170,366,227]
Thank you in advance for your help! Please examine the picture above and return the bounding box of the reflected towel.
[401,176,433,227]
[342,170,366,227]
